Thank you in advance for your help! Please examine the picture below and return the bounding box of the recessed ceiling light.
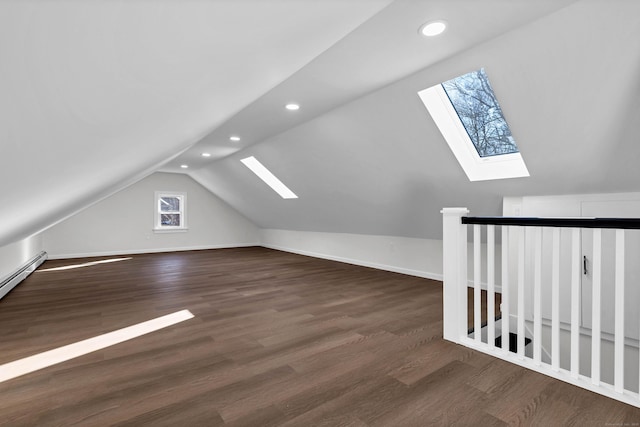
[230,136,241,142]
[201,153,211,157]
[285,103,300,111]
[419,20,447,37]
[180,164,189,169]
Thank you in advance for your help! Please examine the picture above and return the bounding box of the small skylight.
[240,156,298,199]
[418,68,529,181]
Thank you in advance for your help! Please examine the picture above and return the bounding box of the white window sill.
[153,228,189,234]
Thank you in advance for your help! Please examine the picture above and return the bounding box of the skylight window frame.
[240,156,298,199]
[418,75,529,182]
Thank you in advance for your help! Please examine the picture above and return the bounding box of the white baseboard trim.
[261,243,443,282]
[47,242,446,283]
[466,280,503,293]
[47,243,260,260]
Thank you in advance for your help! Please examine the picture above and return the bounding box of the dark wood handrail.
[462,216,640,229]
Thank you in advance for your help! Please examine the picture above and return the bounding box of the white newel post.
[441,207,469,343]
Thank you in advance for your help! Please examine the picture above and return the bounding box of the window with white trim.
[154,191,187,232]
[418,68,529,181]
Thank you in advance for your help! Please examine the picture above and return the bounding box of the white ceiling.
[0,0,391,246]
[160,0,576,172]
[3,0,639,246]
[187,0,640,239]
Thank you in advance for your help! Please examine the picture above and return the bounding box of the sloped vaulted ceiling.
[182,0,640,239]
[4,0,639,246]
[0,0,392,247]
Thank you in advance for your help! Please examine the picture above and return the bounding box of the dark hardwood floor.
[0,247,639,426]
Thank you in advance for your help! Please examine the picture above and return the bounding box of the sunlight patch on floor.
[38,257,133,272]
[0,309,194,383]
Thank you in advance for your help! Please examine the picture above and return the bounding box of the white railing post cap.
[441,207,470,215]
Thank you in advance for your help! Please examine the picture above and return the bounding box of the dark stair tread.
[495,333,532,353]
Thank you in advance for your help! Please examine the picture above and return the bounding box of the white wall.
[261,224,502,288]
[504,191,640,218]
[42,173,259,258]
[503,192,640,326]
[261,228,443,280]
[0,234,44,282]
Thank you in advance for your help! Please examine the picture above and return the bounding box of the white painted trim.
[152,228,189,233]
[154,191,187,230]
[418,83,529,182]
[261,243,443,281]
[466,279,503,293]
[49,239,445,283]
[518,191,640,205]
[47,243,259,260]
[531,315,640,350]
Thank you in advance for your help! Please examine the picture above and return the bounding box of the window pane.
[441,68,519,158]
[160,196,181,212]
[161,214,181,226]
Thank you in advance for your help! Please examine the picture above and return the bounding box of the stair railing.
[441,207,640,408]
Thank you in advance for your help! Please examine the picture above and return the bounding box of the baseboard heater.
[0,251,48,300]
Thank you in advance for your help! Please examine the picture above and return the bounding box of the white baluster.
[488,225,495,348]
[518,227,525,359]
[592,228,602,385]
[533,227,542,365]
[552,228,560,371]
[571,228,580,379]
[614,229,625,393]
[502,226,510,353]
[474,224,481,343]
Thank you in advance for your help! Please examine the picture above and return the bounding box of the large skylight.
[241,156,298,199]
[418,68,529,181]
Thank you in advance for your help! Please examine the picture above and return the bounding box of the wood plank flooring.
[0,247,639,426]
